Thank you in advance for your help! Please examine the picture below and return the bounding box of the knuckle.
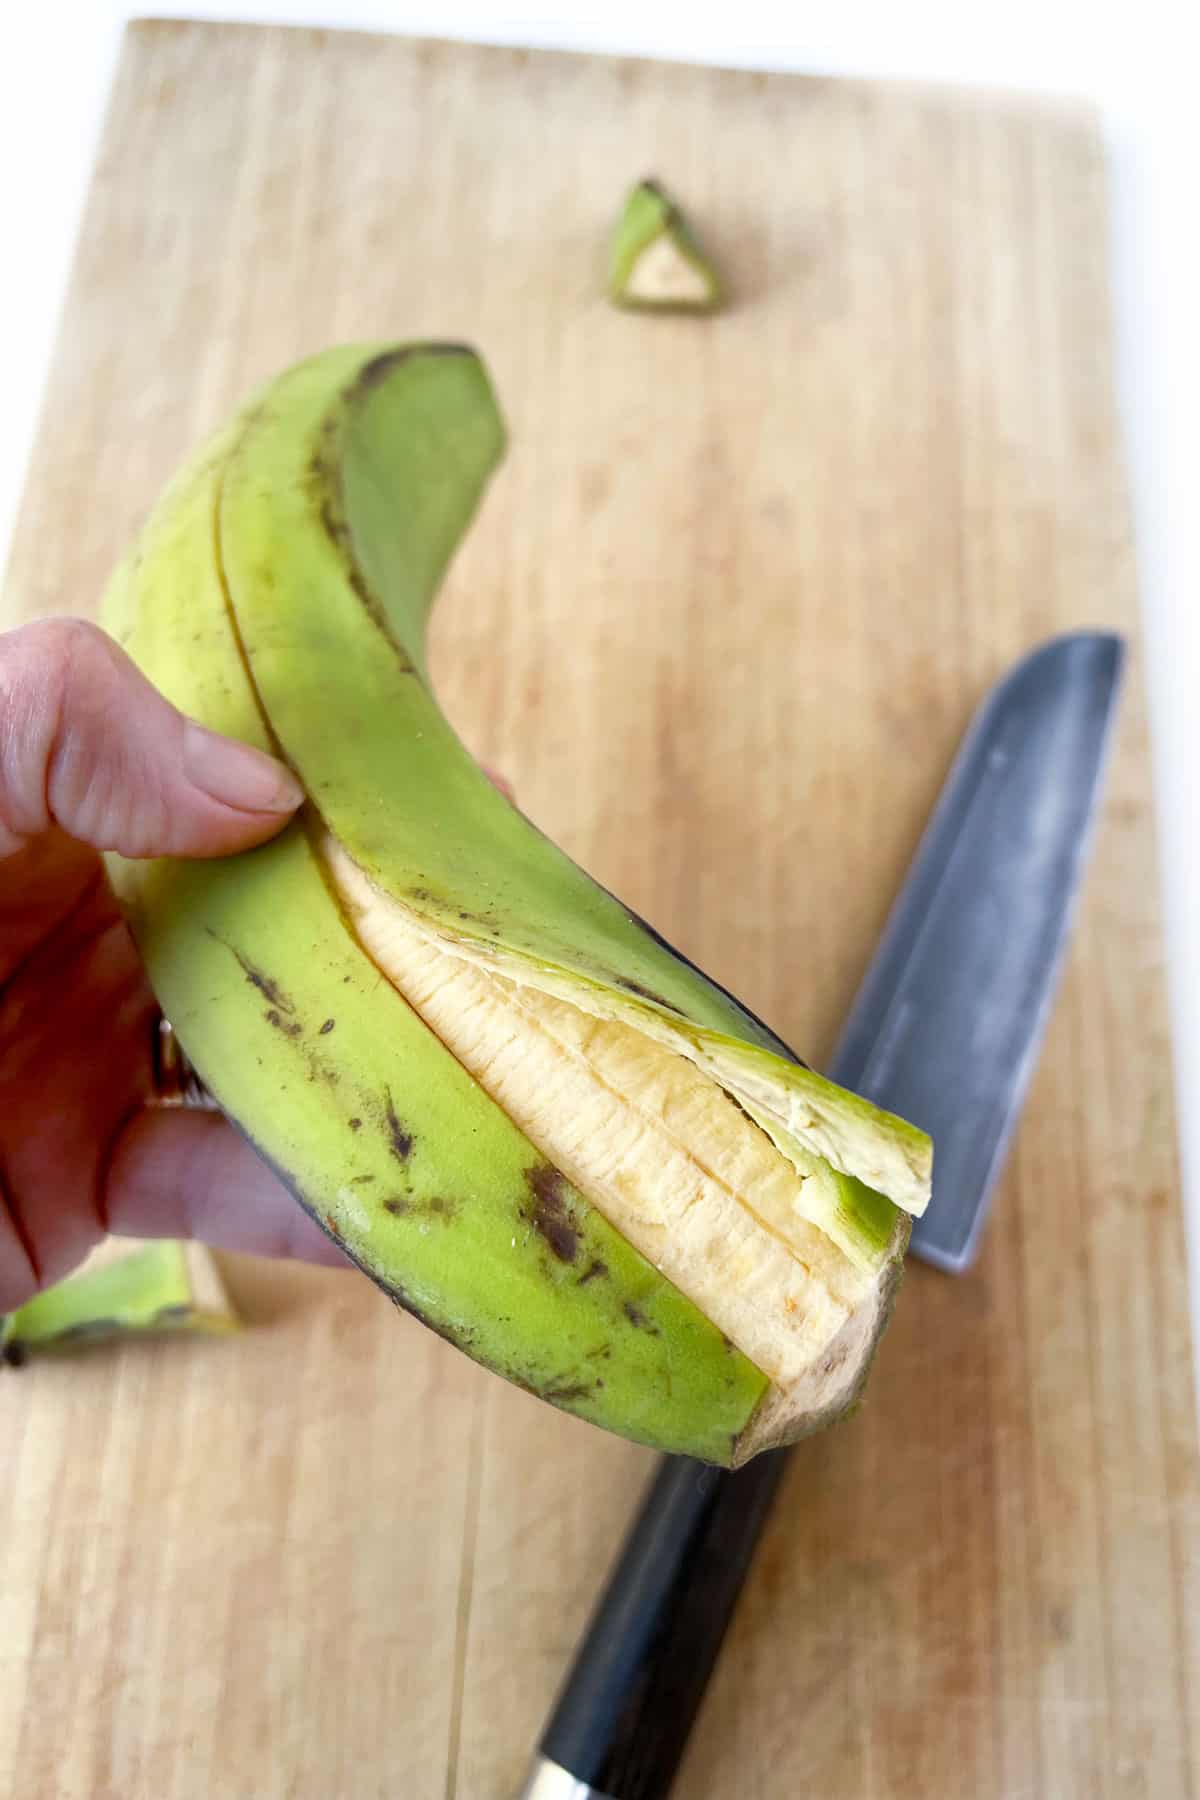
[0,619,126,843]
[0,618,106,722]
[38,617,116,706]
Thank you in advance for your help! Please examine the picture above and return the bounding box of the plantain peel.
[102,344,931,1465]
[609,178,723,312]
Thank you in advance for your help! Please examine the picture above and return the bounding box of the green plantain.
[103,343,930,1465]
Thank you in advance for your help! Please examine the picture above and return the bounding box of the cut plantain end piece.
[1,1239,238,1364]
[101,341,930,1465]
[609,177,723,312]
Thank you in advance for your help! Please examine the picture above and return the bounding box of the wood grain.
[2,21,1197,1798]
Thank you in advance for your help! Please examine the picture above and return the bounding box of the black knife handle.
[535,1448,790,1800]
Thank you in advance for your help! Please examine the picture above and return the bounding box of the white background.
[2,4,1196,1351]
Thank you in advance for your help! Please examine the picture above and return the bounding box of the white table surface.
[3,4,1197,1377]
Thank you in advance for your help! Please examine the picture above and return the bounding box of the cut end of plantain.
[1,1240,238,1365]
[609,178,723,313]
[101,340,929,1464]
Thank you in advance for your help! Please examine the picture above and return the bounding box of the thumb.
[0,618,303,860]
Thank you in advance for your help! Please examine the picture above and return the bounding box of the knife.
[517,630,1125,1800]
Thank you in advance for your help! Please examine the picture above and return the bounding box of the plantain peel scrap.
[609,177,723,312]
[101,343,930,1464]
[1,1239,237,1364]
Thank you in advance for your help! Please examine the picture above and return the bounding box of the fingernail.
[182,721,305,813]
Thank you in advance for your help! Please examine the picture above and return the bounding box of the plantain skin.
[102,343,929,1463]
[103,355,768,1464]
[608,177,724,312]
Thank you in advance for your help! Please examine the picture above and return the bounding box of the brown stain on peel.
[309,424,417,658]
[616,976,675,1009]
[308,353,475,666]
[623,1301,659,1334]
[210,933,301,1020]
[382,1091,414,1162]
[542,1381,599,1405]
[524,1165,579,1263]
[265,1008,303,1038]
[350,342,472,397]
[218,939,295,1013]
[383,1194,459,1222]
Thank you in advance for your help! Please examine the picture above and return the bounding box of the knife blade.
[846,630,1126,1269]
[517,630,1125,1800]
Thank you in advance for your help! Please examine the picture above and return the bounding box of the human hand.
[0,617,349,1312]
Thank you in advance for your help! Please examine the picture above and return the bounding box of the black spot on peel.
[383,1092,414,1163]
[319,1018,336,1035]
[265,1008,303,1038]
[523,1165,578,1263]
[623,1301,659,1334]
[578,1259,608,1286]
[348,1174,374,1186]
[215,1116,473,1356]
[349,1118,362,1132]
[2,1340,29,1368]
[383,1198,410,1217]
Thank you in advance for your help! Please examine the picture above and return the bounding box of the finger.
[105,1108,351,1269]
[0,617,303,861]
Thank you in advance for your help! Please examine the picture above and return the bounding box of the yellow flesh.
[329,842,881,1410]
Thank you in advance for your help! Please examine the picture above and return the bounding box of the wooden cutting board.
[2,21,1197,1798]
